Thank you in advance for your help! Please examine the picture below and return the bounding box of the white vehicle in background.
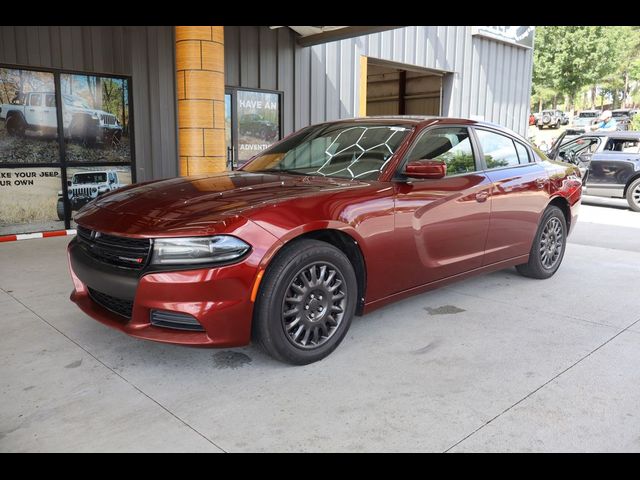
[0,91,122,146]
[57,170,124,220]
[570,110,601,134]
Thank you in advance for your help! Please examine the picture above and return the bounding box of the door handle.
[475,191,489,203]
[28,108,35,112]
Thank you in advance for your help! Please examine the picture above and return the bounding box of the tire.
[6,115,26,137]
[516,205,567,279]
[626,177,640,212]
[56,198,65,221]
[252,239,358,365]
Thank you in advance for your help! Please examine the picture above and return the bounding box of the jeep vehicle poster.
[60,74,131,163]
[237,90,280,163]
[0,68,60,164]
[66,166,131,226]
[0,168,64,235]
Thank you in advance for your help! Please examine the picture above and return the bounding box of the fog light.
[150,310,204,331]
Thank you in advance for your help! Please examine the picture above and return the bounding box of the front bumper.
[67,238,258,347]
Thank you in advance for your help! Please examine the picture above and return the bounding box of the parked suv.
[548,130,640,211]
[0,92,122,146]
[536,110,561,129]
[611,109,638,131]
[570,110,601,134]
[57,170,124,220]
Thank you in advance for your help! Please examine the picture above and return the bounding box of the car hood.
[74,171,374,237]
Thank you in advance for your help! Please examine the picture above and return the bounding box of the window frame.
[471,126,536,171]
[393,125,482,180]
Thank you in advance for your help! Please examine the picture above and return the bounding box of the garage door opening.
[364,58,444,117]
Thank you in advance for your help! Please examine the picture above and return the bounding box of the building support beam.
[175,26,226,176]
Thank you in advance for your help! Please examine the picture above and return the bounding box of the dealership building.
[0,25,534,236]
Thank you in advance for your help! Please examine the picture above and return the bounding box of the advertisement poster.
[66,166,132,226]
[0,168,64,235]
[237,90,280,163]
[0,65,134,234]
[0,68,60,165]
[61,74,131,163]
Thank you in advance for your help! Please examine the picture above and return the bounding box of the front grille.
[88,287,133,320]
[72,186,93,197]
[77,226,151,269]
[100,113,117,125]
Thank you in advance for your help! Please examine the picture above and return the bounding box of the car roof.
[328,115,524,135]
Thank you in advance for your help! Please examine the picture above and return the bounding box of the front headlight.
[151,236,250,265]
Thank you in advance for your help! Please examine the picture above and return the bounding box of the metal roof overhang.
[269,26,402,47]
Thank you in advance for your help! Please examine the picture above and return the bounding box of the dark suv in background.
[549,130,640,211]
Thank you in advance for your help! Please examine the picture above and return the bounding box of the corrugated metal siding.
[0,25,178,181]
[225,26,533,136]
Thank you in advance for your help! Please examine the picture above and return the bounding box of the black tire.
[6,115,26,137]
[56,198,65,221]
[626,177,640,212]
[252,239,358,365]
[516,205,567,279]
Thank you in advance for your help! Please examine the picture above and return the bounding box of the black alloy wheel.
[516,205,567,279]
[253,239,357,365]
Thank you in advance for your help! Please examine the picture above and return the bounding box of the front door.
[586,137,640,197]
[393,126,492,290]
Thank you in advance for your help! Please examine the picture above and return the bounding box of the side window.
[559,137,600,161]
[29,94,42,107]
[45,94,56,108]
[514,141,530,164]
[476,130,520,169]
[407,127,476,176]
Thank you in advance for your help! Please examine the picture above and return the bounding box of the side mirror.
[404,159,446,180]
[67,180,72,187]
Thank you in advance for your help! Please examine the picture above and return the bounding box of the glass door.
[225,87,282,170]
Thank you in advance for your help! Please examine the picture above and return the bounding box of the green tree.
[532,26,634,111]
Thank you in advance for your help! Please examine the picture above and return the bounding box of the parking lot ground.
[1,202,639,452]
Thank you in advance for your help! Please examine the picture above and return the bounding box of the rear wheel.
[56,198,65,221]
[626,178,640,212]
[516,205,567,279]
[6,115,26,137]
[253,239,357,365]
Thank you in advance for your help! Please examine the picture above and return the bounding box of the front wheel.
[626,178,640,212]
[516,205,567,279]
[252,239,357,365]
[56,198,65,221]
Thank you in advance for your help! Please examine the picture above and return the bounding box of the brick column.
[175,26,226,176]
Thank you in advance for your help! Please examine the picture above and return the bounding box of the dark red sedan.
[68,117,582,364]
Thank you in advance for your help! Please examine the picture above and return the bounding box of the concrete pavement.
[1,202,639,452]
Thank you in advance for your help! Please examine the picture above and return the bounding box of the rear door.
[473,127,550,265]
[393,126,492,289]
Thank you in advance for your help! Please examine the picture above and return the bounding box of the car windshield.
[73,173,106,184]
[612,111,629,118]
[579,112,598,118]
[242,123,411,180]
[63,95,91,109]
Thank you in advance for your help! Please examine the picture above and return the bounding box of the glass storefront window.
[60,74,131,163]
[0,67,59,165]
[0,64,135,235]
[0,167,64,235]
